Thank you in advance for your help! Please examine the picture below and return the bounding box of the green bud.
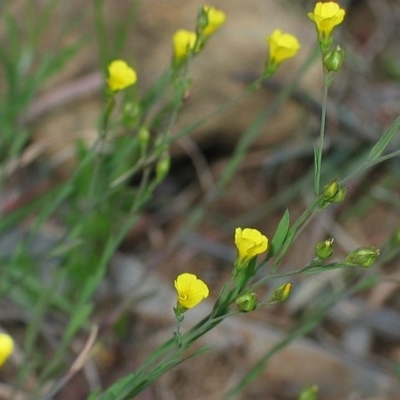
[323,45,344,72]
[268,282,292,304]
[138,126,150,154]
[236,292,258,312]
[299,385,318,400]
[196,7,209,34]
[122,102,141,127]
[155,153,171,183]
[345,246,380,268]
[320,180,346,208]
[315,238,334,260]
[323,179,339,199]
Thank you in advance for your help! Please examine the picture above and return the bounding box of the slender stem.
[314,74,330,197]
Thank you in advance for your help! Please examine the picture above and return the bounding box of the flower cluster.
[172,5,226,63]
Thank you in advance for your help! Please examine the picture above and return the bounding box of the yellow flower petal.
[172,29,197,60]
[235,228,268,262]
[308,2,346,38]
[266,29,301,67]
[174,273,209,310]
[0,333,14,368]
[107,60,137,92]
[202,6,226,36]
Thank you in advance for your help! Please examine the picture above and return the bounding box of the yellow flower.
[266,29,301,67]
[308,2,346,39]
[202,6,226,36]
[0,333,14,367]
[235,228,268,262]
[173,29,197,60]
[107,60,137,92]
[174,273,209,310]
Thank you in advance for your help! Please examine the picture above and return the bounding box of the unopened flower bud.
[155,153,171,183]
[138,126,150,154]
[345,246,380,268]
[122,102,140,127]
[320,180,346,208]
[323,45,344,72]
[268,282,292,304]
[196,7,209,34]
[299,385,319,400]
[315,238,334,260]
[236,292,258,312]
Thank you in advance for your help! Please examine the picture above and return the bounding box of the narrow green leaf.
[269,209,290,257]
[368,115,400,161]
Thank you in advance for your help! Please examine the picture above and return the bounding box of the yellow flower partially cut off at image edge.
[107,59,137,92]
[0,333,14,367]
[235,227,268,262]
[308,2,346,39]
[173,29,197,60]
[202,5,226,36]
[174,273,209,310]
[266,29,301,67]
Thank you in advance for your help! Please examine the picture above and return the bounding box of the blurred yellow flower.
[0,333,14,367]
[173,29,197,60]
[174,273,209,310]
[308,2,346,39]
[202,6,226,36]
[266,29,300,67]
[107,60,137,92]
[235,228,268,262]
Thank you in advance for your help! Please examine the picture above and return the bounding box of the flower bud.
[299,385,319,400]
[323,45,344,72]
[122,102,141,127]
[320,180,346,208]
[236,292,258,312]
[196,7,209,34]
[155,153,171,183]
[268,282,292,304]
[345,246,380,268]
[138,125,150,154]
[315,238,334,260]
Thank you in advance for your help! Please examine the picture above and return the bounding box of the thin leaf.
[269,209,290,257]
[368,115,400,161]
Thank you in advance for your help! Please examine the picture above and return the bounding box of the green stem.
[314,74,330,197]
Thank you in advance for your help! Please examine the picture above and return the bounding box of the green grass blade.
[368,115,400,161]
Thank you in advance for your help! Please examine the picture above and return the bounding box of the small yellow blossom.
[266,29,301,68]
[235,228,268,262]
[308,2,346,39]
[174,273,209,310]
[173,29,197,60]
[107,60,137,92]
[202,6,226,36]
[0,333,14,367]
